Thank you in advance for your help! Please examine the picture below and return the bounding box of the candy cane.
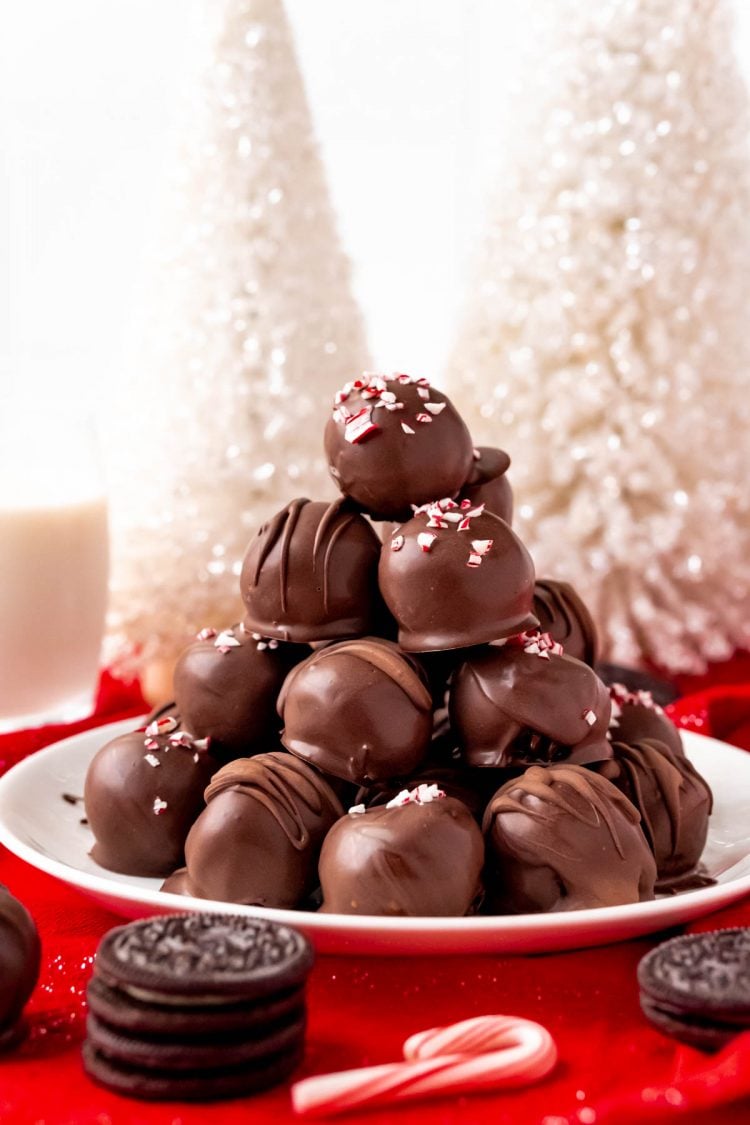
[291,1014,557,1117]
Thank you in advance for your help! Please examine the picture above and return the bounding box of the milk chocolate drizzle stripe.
[205,753,344,850]
[250,499,310,590]
[485,765,639,859]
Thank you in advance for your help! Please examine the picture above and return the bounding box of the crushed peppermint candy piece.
[520,632,564,659]
[415,413,432,424]
[582,709,597,726]
[417,532,437,553]
[473,448,481,459]
[391,535,405,551]
[197,627,217,641]
[145,716,178,738]
[348,804,366,816]
[417,386,430,399]
[214,630,240,652]
[168,730,195,748]
[193,737,211,751]
[386,783,446,809]
[466,552,483,568]
[609,682,664,714]
[470,539,493,556]
[144,737,160,750]
[401,422,415,435]
[344,407,380,444]
[152,797,168,815]
[144,753,160,768]
[424,401,446,415]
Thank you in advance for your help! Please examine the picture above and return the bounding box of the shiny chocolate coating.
[278,638,433,784]
[241,498,385,644]
[319,795,484,916]
[451,641,612,768]
[0,885,40,1050]
[173,624,306,762]
[593,739,712,892]
[483,764,656,912]
[608,684,684,757]
[84,728,217,877]
[459,446,513,525]
[533,578,598,666]
[324,375,475,520]
[355,765,510,822]
[379,505,537,652]
[168,752,343,908]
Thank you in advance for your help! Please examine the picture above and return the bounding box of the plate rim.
[0,718,749,939]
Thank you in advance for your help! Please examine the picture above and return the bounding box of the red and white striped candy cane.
[291,1014,557,1117]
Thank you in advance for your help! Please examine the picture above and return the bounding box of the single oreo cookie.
[84,913,313,1101]
[95,913,313,1002]
[82,1040,304,1102]
[87,975,305,1038]
[638,928,750,1051]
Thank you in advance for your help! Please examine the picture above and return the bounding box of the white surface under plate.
[0,720,749,956]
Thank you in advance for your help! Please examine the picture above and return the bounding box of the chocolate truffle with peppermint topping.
[607,683,684,757]
[173,624,307,763]
[162,752,344,908]
[324,373,475,520]
[458,446,514,525]
[84,718,218,877]
[319,786,484,916]
[450,634,612,768]
[241,498,387,644]
[532,578,598,667]
[278,638,433,784]
[483,764,656,913]
[378,500,537,651]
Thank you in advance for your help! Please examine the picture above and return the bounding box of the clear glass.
[0,403,109,732]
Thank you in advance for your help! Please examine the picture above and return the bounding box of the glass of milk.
[0,403,110,731]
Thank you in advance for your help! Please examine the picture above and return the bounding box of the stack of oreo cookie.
[638,928,750,1052]
[83,913,313,1100]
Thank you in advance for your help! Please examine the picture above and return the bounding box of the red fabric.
[2,663,750,1125]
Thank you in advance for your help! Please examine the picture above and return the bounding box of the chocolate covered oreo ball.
[164,753,343,908]
[0,886,41,1051]
[324,373,474,520]
[451,634,612,768]
[593,739,712,892]
[241,498,385,644]
[459,446,513,525]
[173,624,305,763]
[278,638,432,784]
[379,499,537,651]
[533,579,598,666]
[608,683,684,757]
[483,765,656,912]
[85,717,217,877]
[320,786,484,916]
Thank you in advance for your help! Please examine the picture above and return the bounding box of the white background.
[3,1,750,401]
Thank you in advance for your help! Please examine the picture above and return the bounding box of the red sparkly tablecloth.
[2,661,750,1125]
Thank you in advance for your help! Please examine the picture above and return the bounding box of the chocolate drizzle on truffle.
[241,498,385,643]
[483,764,656,913]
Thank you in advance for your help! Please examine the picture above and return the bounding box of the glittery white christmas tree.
[105,0,369,676]
[445,0,750,673]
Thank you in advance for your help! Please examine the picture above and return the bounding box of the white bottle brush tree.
[104,0,369,682]
[445,0,750,672]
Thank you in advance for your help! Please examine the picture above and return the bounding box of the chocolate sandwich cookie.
[638,929,750,1051]
[83,913,313,1101]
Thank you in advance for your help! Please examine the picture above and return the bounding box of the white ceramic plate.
[0,720,749,955]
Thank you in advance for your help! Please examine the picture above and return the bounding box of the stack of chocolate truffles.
[85,373,713,916]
